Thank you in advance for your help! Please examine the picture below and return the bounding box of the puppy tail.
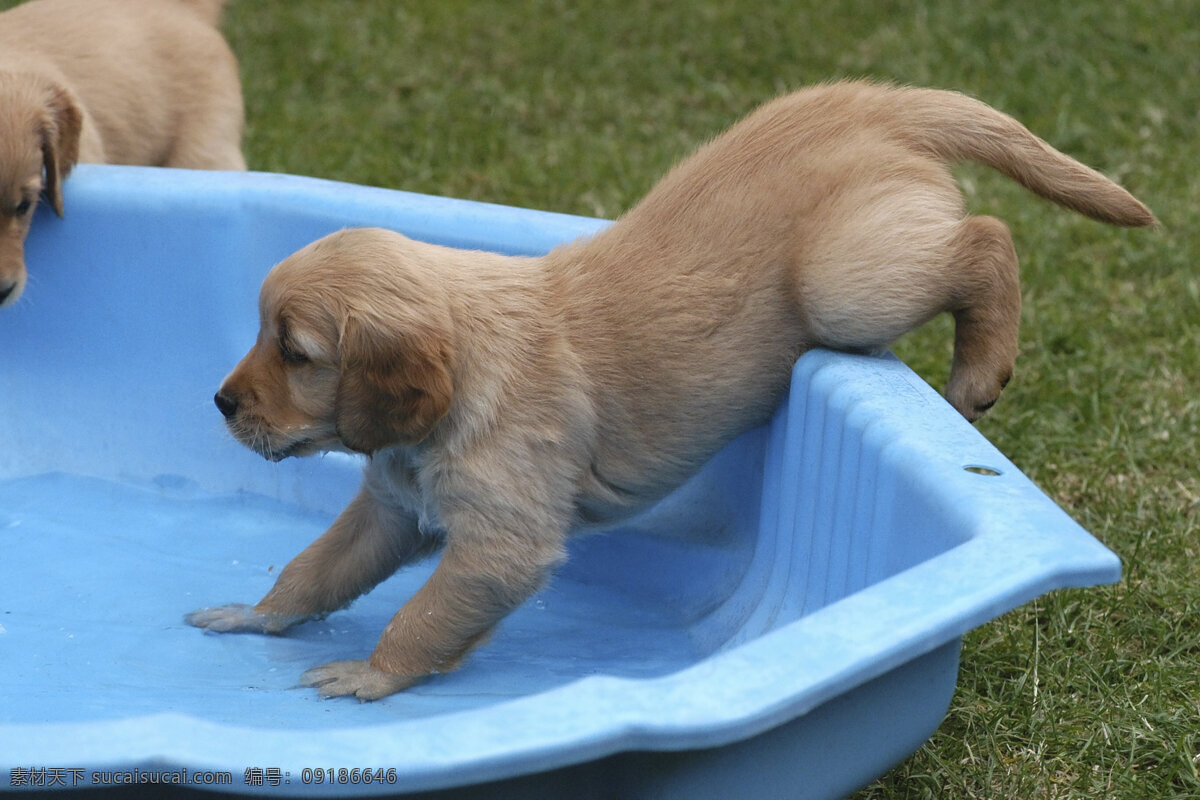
[897,86,1157,228]
[176,0,232,26]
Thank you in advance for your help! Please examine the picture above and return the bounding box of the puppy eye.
[279,341,310,365]
[14,198,33,216]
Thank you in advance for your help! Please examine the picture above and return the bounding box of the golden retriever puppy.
[189,81,1153,700]
[0,0,245,307]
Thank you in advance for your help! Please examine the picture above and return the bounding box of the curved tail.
[891,85,1156,227]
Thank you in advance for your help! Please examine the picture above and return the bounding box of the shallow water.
[0,471,711,727]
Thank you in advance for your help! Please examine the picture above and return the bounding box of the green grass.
[10,0,1197,795]
[226,2,1199,797]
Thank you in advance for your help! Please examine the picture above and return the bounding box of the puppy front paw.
[185,603,308,635]
[299,659,420,701]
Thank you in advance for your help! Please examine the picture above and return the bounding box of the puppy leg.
[163,42,247,170]
[164,87,247,171]
[166,135,247,171]
[301,519,566,700]
[943,215,1022,421]
[186,488,435,633]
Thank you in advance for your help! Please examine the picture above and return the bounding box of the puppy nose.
[214,390,239,419]
[0,280,16,305]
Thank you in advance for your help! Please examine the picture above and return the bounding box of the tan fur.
[0,0,245,307]
[189,81,1154,700]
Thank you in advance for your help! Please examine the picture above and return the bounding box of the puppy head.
[215,228,456,460]
[0,74,82,307]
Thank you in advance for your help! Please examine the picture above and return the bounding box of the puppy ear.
[40,84,83,218]
[335,316,454,453]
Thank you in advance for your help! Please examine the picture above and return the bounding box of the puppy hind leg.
[944,215,1022,421]
[164,91,247,171]
[166,134,247,171]
[796,180,968,356]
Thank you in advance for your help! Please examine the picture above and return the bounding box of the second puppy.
[190,81,1154,700]
[0,0,246,307]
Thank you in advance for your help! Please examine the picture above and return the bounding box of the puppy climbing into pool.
[188,81,1153,700]
[0,0,246,308]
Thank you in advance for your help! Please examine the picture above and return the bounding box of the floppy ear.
[40,84,82,218]
[335,315,454,453]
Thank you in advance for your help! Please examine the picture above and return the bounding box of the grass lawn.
[226,1,1200,797]
[10,0,1196,795]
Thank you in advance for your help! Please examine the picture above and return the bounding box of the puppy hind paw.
[946,369,1012,423]
[184,603,307,635]
[298,660,419,701]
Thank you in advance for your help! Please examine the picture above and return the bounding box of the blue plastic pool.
[0,166,1120,798]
